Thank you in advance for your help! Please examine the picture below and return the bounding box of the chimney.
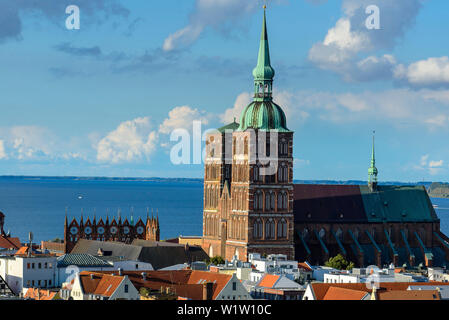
[202,282,214,300]
[118,268,123,276]
[141,272,147,281]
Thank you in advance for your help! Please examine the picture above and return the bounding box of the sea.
[1,176,449,244]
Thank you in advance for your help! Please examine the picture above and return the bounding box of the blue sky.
[0,0,449,182]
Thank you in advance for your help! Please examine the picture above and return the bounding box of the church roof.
[238,100,290,132]
[293,184,438,223]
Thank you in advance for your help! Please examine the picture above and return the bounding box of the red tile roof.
[377,290,440,300]
[298,262,312,272]
[322,287,368,300]
[258,274,280,288]
[0,235,20,250]
[25,288,59,300]
[79,271,124,297]
[90,270,233,300]
[310,282,449,300]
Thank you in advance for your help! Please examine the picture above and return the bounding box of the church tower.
[202,7,295,261]
[368,132,378,192]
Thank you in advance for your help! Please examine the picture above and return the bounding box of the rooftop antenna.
[28,232,33,257]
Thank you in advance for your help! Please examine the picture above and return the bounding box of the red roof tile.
[25,288,59,300]
[311,282,449,300]
[258,274,280,288]
[322,287,368,300]
[298,262,312,272]
[0,235,20,250]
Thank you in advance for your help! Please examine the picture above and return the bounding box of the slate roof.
[57,254,112,267]
[293,184,438,223]
[71,239,209,270]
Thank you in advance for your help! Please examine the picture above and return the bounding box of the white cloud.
[394,56,449,87]
[271,88,449,130]
[308,0,422,82]
[416,154,444,176]
[159,106,210,134]
[220,92,252,124]
[97,117,158,164]
[162,0,264,52]
[0,140,6,159]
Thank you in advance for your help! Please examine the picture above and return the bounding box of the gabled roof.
[257,274,279,288]
[377,290,440,300]
[89,270,233,300]
[322,287,368,300]
[0,235,21,250]
[293,184,438,223]
[78,271,124,297]
[310,282,449,300]
[24,288,59,300]
[72,239,208,270]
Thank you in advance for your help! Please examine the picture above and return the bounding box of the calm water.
[1,177,449,244]
[0,177,204,242]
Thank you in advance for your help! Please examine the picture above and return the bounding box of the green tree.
[140,287,150,297]
[209,256,225,266]
[324,254,355,270]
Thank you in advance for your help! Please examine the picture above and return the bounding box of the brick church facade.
[201,8,449,268]
[202,9,295,261]
[64,214,160,253]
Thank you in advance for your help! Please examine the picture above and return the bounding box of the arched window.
[283,192,288,210]
[283,166,289,182]
[265,219,275,239]
[277,192,283,210]
[253,219,262,239]
[277,219,287,239]
[265,192,271,211]
[271,193,276,211]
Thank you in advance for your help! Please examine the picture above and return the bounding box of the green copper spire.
[237,7,290,132]
[368,131,378,191]
[252,7,275,87]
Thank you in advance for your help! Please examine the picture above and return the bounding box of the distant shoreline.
[0,175,442,186]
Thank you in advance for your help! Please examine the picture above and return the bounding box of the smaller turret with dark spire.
[368,131,378,192]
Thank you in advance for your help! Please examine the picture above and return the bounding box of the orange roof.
[258,274,280,288]
[310,282,449,300]
[323,287,368,300]
[85,270,233,300]
[15,246,30,255]
[25,288,58,300]
[79,271,124,297]
[0,235,20,250]
[187,270,232,300]
[298,262,312,272]
[377,290,440,300]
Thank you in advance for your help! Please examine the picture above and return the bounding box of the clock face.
[70,226,78,235]
[136,226,144,235]
[123,226,130,234]
[110,226,118,234]
[84,227,92,235]
[97,227,105,235]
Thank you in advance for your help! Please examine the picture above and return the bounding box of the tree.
[209,256,225,266]
[324,254,355,270]
[140,287,150,297]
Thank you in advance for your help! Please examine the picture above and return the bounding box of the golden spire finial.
[263,4,267,9]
